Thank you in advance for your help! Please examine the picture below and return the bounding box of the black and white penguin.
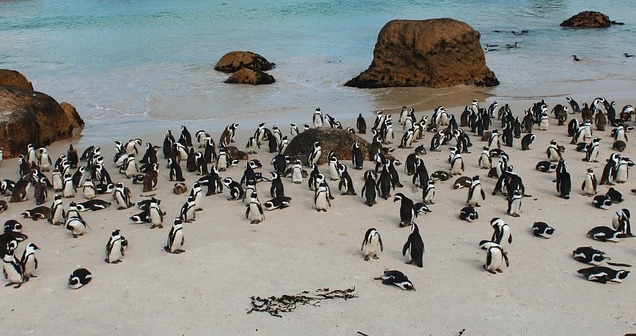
[592,195,612,209]
[125,138,142,155]
[412,159,429,192]
[262,196,291,211]
[306,142,322,167]
[3,247,26,288]
[546,139,562,162]
[148,198,165,229]
[483,245,509,274]
[105,229,125,264]
[245,192,264,224]
[223,177,244,201]
[535,161,556,173]
[337,164,356,195]
[77,199,111,212]
[68,267,92,289]
[491,218,512,246]
[478,146,492,170]
[21,206,50,221]
[430,171,452,182]
[38,147,52,172]
[356,113,367,134]
[459,206,479,222]
[20,242,39,279]
[48,194,65,225]
[0,200,7,213]
[0,179,16,196]
[402,223,424,267]
[179,195,197,222]
[521,133,535,150]
[581,168,598,196]
[449,153,465,176]
[507,189,523,217]
[312,107,324,128]
[600,153,621,185]
[62,173,75,198]
[394,193,415,227]
[577,266,630,283]
[113,182,133,209]
[612,208,632,237]
[466,175,486,208]
[614,157,632,184]
[532,222,555,238]
[588,226,625,242]
[583,138,601,162]
[361,171,379,207]
[573,246,609,265]
[164,218,185,254]
[359,228,384,261]
[82,178,97,200]
[374,270,415,291]
[269,172,285,199]
[168,157,185,182]
[376,165,393,200]
[314,183,331,212]
[65,205,88,238]
[351,142,364,170]
[422,179,436,205]
[555,160,571,199]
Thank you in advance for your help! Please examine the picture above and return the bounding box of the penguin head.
[111,229,120,237]
[26,242,40,252]
[617,270,630,280]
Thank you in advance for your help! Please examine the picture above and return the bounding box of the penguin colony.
[0,98,635,295]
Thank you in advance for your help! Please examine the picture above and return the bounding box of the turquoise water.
[1,0,635,140]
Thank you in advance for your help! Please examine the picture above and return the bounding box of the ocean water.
[1,0,635,142]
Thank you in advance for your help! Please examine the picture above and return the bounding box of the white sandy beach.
[1,94,635,336]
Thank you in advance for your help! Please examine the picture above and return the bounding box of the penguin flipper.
[378,236,384,252]
[402,241,410,257]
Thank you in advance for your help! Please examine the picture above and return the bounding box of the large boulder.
[0,86,84,158]
[284,128,371,165]
[225,68,275,85]
[345,18,499,89]
[560,11,611,28]
[0,69,33,91]
[214,51,275,73]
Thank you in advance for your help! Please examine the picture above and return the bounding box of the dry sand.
[1,94,635,336]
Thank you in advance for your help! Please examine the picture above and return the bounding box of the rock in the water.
[560,11,612,28]
[224,68,275,85]
[214,51,275,73]
[284,128,371,165]
[0,86,84,158]
[0,69,33,91]
[345,19,498,89]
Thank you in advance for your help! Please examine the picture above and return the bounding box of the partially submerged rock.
[345,18,498,89]
[560,11,612,28]
[214,51,275,73]
[284,128,371,165]
[225,68,275,85]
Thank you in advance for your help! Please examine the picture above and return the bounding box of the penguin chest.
[315,193,329,209]
[169,230,184,250]
[615,165,628,182]
[248,203,264,221]
[3,260,23,283]
[23,255,37,276]
[107,241,123,262]
[291,169,303,183]
[84,186,96,199]
[149,208,163,225]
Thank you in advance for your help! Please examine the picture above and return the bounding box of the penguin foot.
[30,275,37,278]
[373,255,379,260]
[175,249,185,254]
[13,284,22,289]
[5,283,13,287]
[496,269,503,273]
[364,256,370,261]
